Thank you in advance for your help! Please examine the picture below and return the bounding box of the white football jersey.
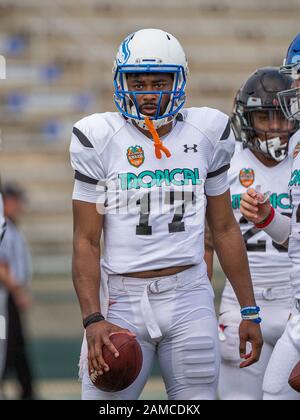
[288,129,300,297]
[70,108,235,275]
[223,142,293,298]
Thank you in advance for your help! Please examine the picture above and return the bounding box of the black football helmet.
[232,67,298,161]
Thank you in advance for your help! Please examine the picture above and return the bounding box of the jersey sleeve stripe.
[220,118,231,141]
[74,170,99,185]
[0,220,6,243]
[72,127,94,148]
[207,163,230,178]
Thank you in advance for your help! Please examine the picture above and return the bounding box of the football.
[288,360,300,393]
[90,332,143,392]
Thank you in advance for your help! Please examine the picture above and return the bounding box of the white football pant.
[218,287,296,400]
[81,265,220,400]
[263,297,300,400]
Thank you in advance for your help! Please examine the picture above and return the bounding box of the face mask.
[256,136,287,161]
[291,98,300,121]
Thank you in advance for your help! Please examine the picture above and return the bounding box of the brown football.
[90,332,143,392]
[288,360,300,393]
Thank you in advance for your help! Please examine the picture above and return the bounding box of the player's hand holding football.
[238,320,263,368]
[240,188,271,224]
[86,320,136,376]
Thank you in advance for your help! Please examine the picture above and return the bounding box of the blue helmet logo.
[286,33,300,65]
[291,54,300,65]
[280,33,300,81]
[117,34,134,65]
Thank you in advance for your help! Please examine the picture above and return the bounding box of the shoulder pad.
[73,112,125,155]
[181,107,231,146]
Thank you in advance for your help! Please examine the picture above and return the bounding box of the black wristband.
[83,312,105,329]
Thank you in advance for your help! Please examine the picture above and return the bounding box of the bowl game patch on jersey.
[127,145,145,168]
[239,168,255,187]
[293,143,300,159]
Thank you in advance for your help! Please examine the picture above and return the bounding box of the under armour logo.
[184,144,198,153]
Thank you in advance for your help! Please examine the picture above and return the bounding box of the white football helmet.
[278,33,300,121]
[113,28,188,130]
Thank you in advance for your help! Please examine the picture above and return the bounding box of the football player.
[71,28,262,400]
[240,34,300,400]
[205,67,298,399]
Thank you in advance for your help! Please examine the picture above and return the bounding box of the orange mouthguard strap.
[144,117,171,159]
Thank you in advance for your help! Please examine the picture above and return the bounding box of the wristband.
[241,306,261,324]
[242,316,262,324]
[262,210,291,245]
[242,313,261,320]
[241,306,260,315]
[83,312,105,329]
[255,207,275,229]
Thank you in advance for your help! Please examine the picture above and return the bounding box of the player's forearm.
[212,224,256,308]
[204,221,214,281]
[72,239,101,318]
[204,247,214,281]
[0,263,19,293]
[259,209,290,248]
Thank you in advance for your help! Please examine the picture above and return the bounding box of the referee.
[0,184,35,399]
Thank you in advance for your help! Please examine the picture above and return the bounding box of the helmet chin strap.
[256,136,287,162]
[132,113,175,130]
[144,117,171,159]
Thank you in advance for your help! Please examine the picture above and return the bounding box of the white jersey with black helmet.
[223,142,293,299]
